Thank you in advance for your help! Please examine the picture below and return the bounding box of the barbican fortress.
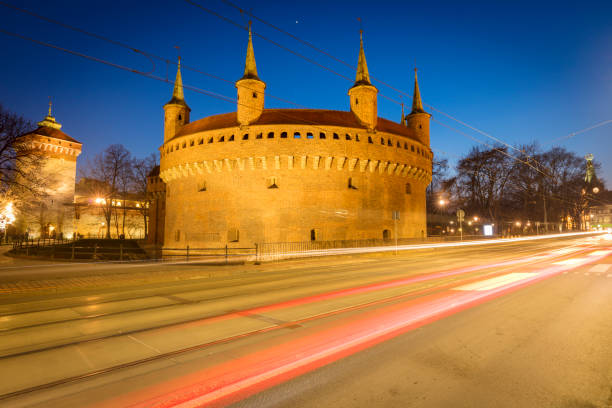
[157,27,433,248]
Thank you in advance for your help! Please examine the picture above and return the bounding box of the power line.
[1,6,603,209]
[545,119,612,145]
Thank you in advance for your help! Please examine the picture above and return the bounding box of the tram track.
[0,243,598,402]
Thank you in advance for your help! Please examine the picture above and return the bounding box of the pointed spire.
[411,68,426,114]
[242,21,260,80]
[354,30,371,86]
[166,56,188,107]
[37,97,62,129]
[400,102,406,126]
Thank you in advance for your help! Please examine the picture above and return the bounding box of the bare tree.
[81,144,132,239]
[131,153,158,239]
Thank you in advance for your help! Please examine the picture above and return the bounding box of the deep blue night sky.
[1,1,610,181]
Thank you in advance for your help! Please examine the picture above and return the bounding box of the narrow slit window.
[405,183,412,194]
[208,137,214,143]
[182,142,186,148]
[294,132,301,139]
[228,134,235,141]
[219,136,225,142]
[355,134,360,142]
[281,132,288,138]
[346,134,351,140]
[387,139,393,147]
[242,134,249,140]
[368,136,373,144]
[267,177,279,189]
[190,140,194,147]
[256,133,263,139]
[307,132,314,139]
[268,132,274,139]
[319,132,326,139]
[333,133,339,140]
[348,177,358,190]
[198,138,204,145]
[381,138,385,145]
[396,141,400,148]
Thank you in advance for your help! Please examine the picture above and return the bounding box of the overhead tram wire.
[189,0,598,185]
[545,119,612,146]
[0,1,308,110]
[210,2,609,209]
[1,3,601,208]
[0,27,431,168]
[431,118,610,208]
[3,27,603,210]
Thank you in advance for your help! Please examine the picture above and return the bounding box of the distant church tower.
[406,69,431,146]
[348,31,378,131]
[164,58,190,142]
[15,101,82,238]
[236,22,266,126]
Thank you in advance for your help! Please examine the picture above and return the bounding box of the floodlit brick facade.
[158,28,432,249]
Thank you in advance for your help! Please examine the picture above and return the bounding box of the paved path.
[0,234,609,407]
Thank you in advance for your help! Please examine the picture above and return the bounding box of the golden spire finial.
[354,29,371,86]
[411,66,425,114]
[48,96,52,116]
[242,20,260,80]
[400,101,406,126]
[166,53,188,107]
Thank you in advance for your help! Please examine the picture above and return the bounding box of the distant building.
[155,28,433,249]
[14,105,146,239]
[14,103,82,238]
[589,205,612,229]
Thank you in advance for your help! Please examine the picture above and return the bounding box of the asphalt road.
[0,233,610,408]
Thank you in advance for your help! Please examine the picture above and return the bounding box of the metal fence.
[162,245,257,264]
[10,239,147,261]
[256,235,493,261]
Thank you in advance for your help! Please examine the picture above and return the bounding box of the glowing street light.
[438,199,447,206]
[515,221,522,227]
[473,216,479,222]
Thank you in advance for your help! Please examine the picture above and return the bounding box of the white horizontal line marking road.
[455,273,535,292]
[553,258,588,266]
[589,264,611,273]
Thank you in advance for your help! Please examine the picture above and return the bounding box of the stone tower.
[406,69,431,146]
[15,102,82,238]
[164,57,190,142]
[236,22,266,127]
[348,31,378,131]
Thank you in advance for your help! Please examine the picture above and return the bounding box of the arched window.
[178,114,182,121]
[355,134,360,142]
[411,145,415,152]
[404,142,408,149]
[368,136,373,144]
[405,183,412,194]
[182,142,186,148]
[383,229,391,240]
[281,132,288,138]
[381,138,385,145]
[198,138,204,145]
[387,139,392,147]
[396,141,400,148]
